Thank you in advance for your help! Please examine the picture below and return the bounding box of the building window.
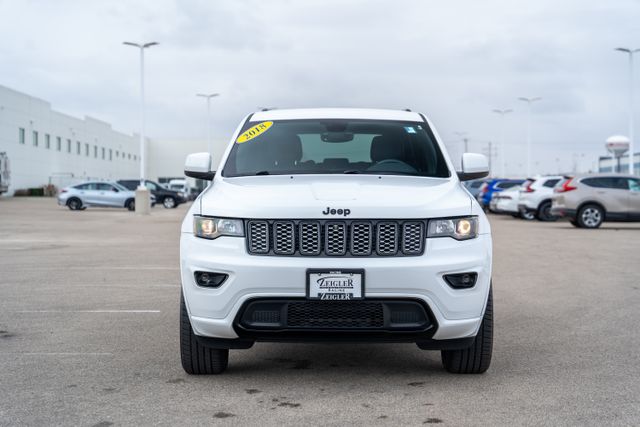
[45,134,51,149]
[85,143,89,157]
[109,149,113,161]
[94,145,98,158]
[116,150,119,158]
[133,155,137,161]
[76,141,81,155]
[19,128,25,144]
[101,147,105,159]
[67,139,72,153]
[128,153,131,160]
[56,137,62,151]
[33,131,39,147]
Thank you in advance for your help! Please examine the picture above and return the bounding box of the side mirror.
[458,153,489,181]
[185,152,215,181]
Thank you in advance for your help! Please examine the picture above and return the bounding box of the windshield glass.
[222,119,450,178]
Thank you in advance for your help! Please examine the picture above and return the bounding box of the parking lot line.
[13,310,161,313]
[0,353,113,356]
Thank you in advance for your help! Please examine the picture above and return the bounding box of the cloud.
[0,0,638,175]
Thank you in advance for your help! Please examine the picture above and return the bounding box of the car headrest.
[270,133,302,165]
[370,135,404,162]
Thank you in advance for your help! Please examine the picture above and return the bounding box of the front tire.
[577,204,603,228]
[441,287,493,374]
[67,198,82,211]
[536,201,557,222]
[126,199,135,211]
[163,196,176,209]
[180,293,228,375]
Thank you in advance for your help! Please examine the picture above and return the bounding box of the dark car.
[463,179,489,198]
[477,178,525,209]
[117,179,186,209]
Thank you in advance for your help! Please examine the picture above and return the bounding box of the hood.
[199,175,472,219]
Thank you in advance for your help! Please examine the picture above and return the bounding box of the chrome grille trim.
[325,222,347,256]
[247,220,269,254]
[273,221,295,255]
[401,222,425,255]
[299,221,321,255]
[376,222,399,255]
[350,222,372,256]
[245,219,427,257]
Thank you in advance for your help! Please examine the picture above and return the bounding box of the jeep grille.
[245,219,425,257]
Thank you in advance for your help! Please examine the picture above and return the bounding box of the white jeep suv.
[180,108,493,374]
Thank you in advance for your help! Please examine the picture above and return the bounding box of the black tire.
[441,287,493,374]
[536,201,557,222]
[67,197,82,211]
[570,219,580,228]
[163,196,176,209]
[125,199,135,211]
[577,204,603,229]
[510,213,520,218]
[180,293,228,375]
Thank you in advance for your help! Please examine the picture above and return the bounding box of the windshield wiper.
[254,171,270,176]
[343,170,360,174]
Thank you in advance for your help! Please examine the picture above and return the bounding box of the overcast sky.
[1,0,639,175]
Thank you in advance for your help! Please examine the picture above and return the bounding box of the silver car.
[57,181,151,211]
[551,174,640,228]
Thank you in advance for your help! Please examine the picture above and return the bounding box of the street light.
[453,131,469,152]
[492,108,513,177]
[123,41,158,214]
[196,93,220,155]
[517,97,542,177]
[615,47,640,175]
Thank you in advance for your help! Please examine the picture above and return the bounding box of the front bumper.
[180,232,492,342]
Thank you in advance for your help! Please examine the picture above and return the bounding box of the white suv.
[517,175,564,221]
[180,108,493,375]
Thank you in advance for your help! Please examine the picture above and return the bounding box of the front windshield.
[222,119,450,178]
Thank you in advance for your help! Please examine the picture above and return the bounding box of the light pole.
[517,97,542,177]
[492,108,513,177]
[196,93,220,155]
[615,47,640,175]
[123,41,158,214]
[454,131,469,152]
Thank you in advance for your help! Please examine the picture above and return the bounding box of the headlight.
[427,217,478,240]
[193,216,245,240]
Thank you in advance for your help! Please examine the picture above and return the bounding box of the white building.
[0,85,223,195]
[598,153,640,174]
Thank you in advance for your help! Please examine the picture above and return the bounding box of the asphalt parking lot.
[0,198,639,426]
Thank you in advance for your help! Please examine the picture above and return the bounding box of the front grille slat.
[287,301,384,328]
[246,219,426,257]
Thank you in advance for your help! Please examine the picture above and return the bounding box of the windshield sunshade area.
[222,119,450,178]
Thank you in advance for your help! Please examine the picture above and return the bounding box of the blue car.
[477,179,525,209]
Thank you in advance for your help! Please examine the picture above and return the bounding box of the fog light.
[194,271,228,288]
[443,272,478,289]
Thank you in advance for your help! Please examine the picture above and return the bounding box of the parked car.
[551,174,640,228]
[57,181,152,211]
[463,179,488,198]
[117,179,186,208]
[0,152,9,195]
[179,108,494,375]
[477,179,525,209]
[167,179,196,201]
[517,175,564,221]
[490,187,523,217]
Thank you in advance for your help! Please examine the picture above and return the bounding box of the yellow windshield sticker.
[236,121,273,144]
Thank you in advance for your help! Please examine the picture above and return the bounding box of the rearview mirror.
[185,152,215,181]
[458,153,489,181]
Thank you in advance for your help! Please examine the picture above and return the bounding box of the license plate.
[306,269,364,300]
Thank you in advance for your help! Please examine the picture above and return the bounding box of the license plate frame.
[306,269,365,301]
